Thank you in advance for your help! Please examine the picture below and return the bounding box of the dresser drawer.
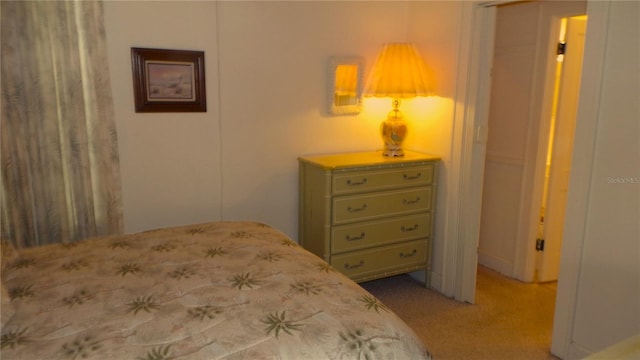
[331,213,431,253]
[333,164,434,195]
[330,240,428,279]
[332,187,432,225]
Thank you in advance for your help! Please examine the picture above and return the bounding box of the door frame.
[450,0,610,357]
[440,1,496,303]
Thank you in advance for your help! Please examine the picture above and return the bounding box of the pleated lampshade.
[364,43,431,98]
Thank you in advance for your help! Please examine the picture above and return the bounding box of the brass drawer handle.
[402,197,421,205]
[403,172,422,180]
[346,178,367,186]
[344,260,365,269]
[345,232,366,241]
[401,224,419,232]
[347,204,368,212]
[400,249,418,258]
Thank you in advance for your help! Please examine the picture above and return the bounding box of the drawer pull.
[402,197,421,205]
[345,232,366,241]
[346,178,367,186]
[344,260,365,270]
[403,172,422,180]
[400,249,418,258]
[401,224,419,232]
[347,204,368,212]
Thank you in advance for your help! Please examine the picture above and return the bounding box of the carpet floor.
[360,265,559,360]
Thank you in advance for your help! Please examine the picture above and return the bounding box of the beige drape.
[1,0,123,248]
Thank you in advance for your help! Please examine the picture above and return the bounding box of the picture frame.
[131,47,206,112]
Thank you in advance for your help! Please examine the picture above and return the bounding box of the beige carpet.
[360,266,559,360]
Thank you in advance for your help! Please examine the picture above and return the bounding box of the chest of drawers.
[298,151,439,284]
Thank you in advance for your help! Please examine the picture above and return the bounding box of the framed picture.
[131,47,206,112]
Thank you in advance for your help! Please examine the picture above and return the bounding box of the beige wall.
[104,1,222,233]
[214,1,410,229]
[103,1,464,288]
[554,1,640,357]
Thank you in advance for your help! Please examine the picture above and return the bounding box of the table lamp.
[364,43,432,157]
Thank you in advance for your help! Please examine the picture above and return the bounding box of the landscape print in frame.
[131,47,206,112]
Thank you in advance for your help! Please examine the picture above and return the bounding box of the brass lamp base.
[380,99,407,157]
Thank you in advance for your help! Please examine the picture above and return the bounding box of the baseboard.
[566,342,595,360]
[428,270,442,291]
[407,269,442,292]
[478,251,514,277]
[580,334,640,360]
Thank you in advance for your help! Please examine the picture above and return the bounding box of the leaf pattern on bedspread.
[63,289,94,307]
[230,272,262,290]
[230,231,251,239]
[188,305,224,321]
[262,311,304,338]
[150,242,177,252]
[168,266,196,280]
[8,285,34,300]
[110,240,131,249]
[0,221,432,359]
[339,328,392,359]
[281,238,297,247]
[137,345,172,360]
[204,247,226,258]
[117,262,142,276]
[61,335,101,360]
[359,294,390,313]
[128,295,160,315]
[187,227,207,235]
[316,262,335,273]
[256,251,283,262]
[0,328,29,350]
[290,280,323,295]
[61,259,90,271]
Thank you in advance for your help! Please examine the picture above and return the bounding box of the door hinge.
[536,238,545,251]
[557,42,567,55]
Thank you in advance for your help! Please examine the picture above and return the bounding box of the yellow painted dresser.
[298,150,439,284]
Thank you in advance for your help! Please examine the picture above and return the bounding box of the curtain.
[1,0,123,248]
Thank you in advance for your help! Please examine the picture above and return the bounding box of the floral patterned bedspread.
[1,221,431,359]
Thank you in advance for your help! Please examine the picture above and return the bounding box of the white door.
[478,0,586,282]
[536,16,587,282]
[479,0,550,280]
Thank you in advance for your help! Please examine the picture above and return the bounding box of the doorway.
[477,1,587,283]
[452,0,611,357]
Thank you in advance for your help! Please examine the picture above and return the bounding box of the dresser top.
[299,150,440,169]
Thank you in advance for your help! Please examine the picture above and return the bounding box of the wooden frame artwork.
[131,47,206,112]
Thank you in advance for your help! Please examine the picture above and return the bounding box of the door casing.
[450,1,611,358]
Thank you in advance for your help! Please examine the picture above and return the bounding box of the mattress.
[1,221,431,359]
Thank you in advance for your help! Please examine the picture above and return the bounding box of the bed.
[1,221,431,359]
